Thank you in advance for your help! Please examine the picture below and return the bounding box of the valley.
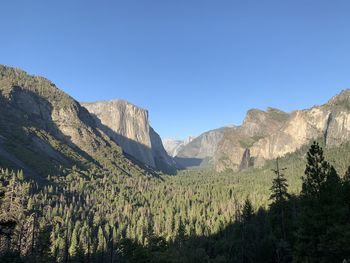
[0,65,350,262]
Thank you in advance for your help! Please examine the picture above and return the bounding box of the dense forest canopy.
[0,141,350,262]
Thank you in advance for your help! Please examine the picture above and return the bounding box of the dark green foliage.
[270,159,290,204]
[294,142,350,263]
[0,142,350,262]
[301,141,331,197]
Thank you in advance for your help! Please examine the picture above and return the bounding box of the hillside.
[171,90,350,172]
[82,100,176,174]
[0,65,149,179]
[1,139,350,262]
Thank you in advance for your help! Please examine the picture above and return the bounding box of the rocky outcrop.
[174,90,350,172]
[250,90,350,163]
[163,136,195,157]
[0,65,145,178]
[215,90,350,171]
[241,107,289,137]
[174,128,229,168]
[149,128,177,173]
[163,139,184,157]
[82,100,176,174]
[214,108,290,171]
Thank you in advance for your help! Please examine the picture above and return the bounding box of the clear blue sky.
[1,1,350,139]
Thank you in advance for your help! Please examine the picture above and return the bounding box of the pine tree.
[269,159,292,262]
[295,143,348,262]
[176,219,186,248]
[97,226,106,263]
[69,226,79,259]
[242,198,253,222]
[270,158,290,204]
[301,141,330,197]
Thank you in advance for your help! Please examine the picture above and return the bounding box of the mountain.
[81,100,177,174]
[162,136,195,157]
[246,90,350,169]
[0,65,149,178]
[214,107,290,171]
[174,127,231,168]
[172,90,350,172]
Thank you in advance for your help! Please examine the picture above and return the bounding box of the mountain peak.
[327,89,350,108]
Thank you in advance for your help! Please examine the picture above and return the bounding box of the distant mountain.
[214,108,290,171]
[173,90,350,171]
[82,100,177,174]
[163,136,195,157]
[1,65,349,175]
[0,65,151,178]
[173,128,230,168]
[244,90,350,170]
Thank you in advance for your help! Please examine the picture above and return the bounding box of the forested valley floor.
[1,141,350,263]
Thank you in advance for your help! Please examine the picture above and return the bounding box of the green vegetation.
[0,65,152,179]
[0,141,349,262]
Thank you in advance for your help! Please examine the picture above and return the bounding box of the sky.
[1,1,350,139]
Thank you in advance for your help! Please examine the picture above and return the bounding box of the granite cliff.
[0,65,147,178]
[82,100,177,174]
[172,90,350,172]
[163,136,195,157]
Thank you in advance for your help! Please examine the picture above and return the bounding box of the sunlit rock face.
[82,100,177,174]
[0,65,143,177]
[163,136,195,157]
[216,90,350,172]
[170,90,350,172]
[174,128,229,168]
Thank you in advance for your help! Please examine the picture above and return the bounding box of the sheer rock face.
[149,127,177,173]
[82,100,176,174]
[241,108,290,137]
[0,65,143,178]
[214,109,289,172]
[216,90,350,172]
[163,139,184,157]
[163,136,195,157]
[173,90,350,172]
[173,128,230,168]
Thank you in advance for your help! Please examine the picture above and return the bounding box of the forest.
[0,141,350,263]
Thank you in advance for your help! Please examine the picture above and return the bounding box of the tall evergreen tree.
[301,141,330,197]
[269,159,292,263]
[270,158,290,204]
[242,198,253,222]
[68,226,79,260]
[295,142,349,262]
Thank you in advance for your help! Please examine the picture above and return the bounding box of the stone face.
[162,139,184,157]
[82,100,176,174]
[174,90,350,172]
[149,127,177,173]
[241,108,289,137]
[216,90,350,171]
[209,109,289,172]
[0,65,144,178]
[174,128,229,168]
[163,136,195,157]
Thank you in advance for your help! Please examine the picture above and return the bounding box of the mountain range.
[164,90,350,172]
[0,64,350,177]
[0,65,170,179]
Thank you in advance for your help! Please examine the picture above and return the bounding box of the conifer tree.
[301,141,330,197]
[68,226,79,259]
[295,142,348,262]
[269,159,292,262]
[97,226,106,263]
[242,198,253,222]
[270,158,290,204]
